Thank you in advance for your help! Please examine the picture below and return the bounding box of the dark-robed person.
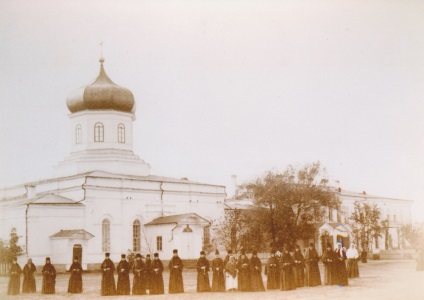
[132,254,147,295]
[304,243,321,287]
[211,250,225,292]
[346,243,360,278]
[293,245,305,288]
[41,257,56,294]
[117,254,131,295]
[145,253,152,292]
[322,243,337,285]
[196,250,211,292]
[68,256,83,293]
[169,249,184,294]
[334,243,348,286]
[22,258,36,293]
[100,252,116,296]
[223,249,233,270]
[250,251,265,291]
[8,257,22,295]
[280,247,296,291]
[237,250,251,292]
[150,253,164,295]
[265,250,280,290]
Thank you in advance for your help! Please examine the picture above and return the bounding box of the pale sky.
[1,0,424,221]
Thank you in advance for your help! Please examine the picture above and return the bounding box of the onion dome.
[66,58,135,113]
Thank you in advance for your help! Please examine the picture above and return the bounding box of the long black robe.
[132,259,147,295]
[145,258,152,291]
[280,252,296,291]
[117,259,131,295]
[22,262,36,293]
[250,256,265,291]
[41,263,56,294]
[68,262,83,293]
[169,256,184,293]
[293,250,305,287]
[335,248,348,286]
[265,256,280,290]
[150,258,164,295]
[196,256,211,292]
[304,247,321,287]
[237,256,251,292]
[322,249,337,285]
[8,263,22,295]
[211,257,226,292]
[100,258,116,296]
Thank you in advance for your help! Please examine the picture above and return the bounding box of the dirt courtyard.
[1,260,423,300]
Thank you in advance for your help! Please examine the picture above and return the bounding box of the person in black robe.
[117,254,131,295]
[280,247,296,291]
[237,250,251,292]
[293,244,305,288]
[196,250,211,292]
[304,243,321,287]
[150,253,164,295]
[265,250,280,290]
[22,258,36,293]
[68,256,83,293]
[334,242,348,286]
[100,252,116,296]
[322,243,337,285]
[211,250,226,292]
[41,257,56,294]
[132,254,147,295]
[223,249,233,271]
[7,257,22,295]
[145,253,152,292]
[169,249,184,293]
[250,251,265,291]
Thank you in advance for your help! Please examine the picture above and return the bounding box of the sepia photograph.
[1,0,424,299]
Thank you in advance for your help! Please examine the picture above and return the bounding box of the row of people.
[7,243,359,296]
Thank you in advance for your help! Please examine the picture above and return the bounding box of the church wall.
[144,224,175,257]
[27,205,84,266]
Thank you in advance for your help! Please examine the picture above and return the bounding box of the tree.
[213,208,264,253]
[349,201,382,252]
[0,228,23,265]
[238,162,339,250]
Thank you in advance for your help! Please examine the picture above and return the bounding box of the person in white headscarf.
[346,243,360,278]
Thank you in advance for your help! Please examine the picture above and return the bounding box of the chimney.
[26,185,36,199]
[231,174,238,198]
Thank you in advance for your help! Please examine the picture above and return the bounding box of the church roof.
[50,229,94,239]
[30,194,82,205]
[145,213,210,226]
[66,58,135,114]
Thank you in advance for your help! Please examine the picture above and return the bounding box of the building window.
[118,124,125,143]
[133,220,141,252]
[94,122,104,142]
[102,219,110,252]
[203,226,210,248]
[156,236,162,251]
[75,124,82,144]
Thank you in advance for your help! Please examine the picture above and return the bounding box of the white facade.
[0,61,226,269]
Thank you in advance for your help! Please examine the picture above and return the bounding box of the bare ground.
[1,260,423,300]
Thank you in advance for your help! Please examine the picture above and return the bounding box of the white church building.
[0,59,226,270]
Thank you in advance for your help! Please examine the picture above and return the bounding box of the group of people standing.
[7,243,361,296]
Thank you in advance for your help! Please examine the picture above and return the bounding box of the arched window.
[118,124,125,143]
[94,122,104,142]
[102,219,110,252]
[133,220,141,252]
[75,124,82,144]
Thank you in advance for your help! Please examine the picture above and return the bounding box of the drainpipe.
[169,223,178,242]
[160,182,164,217]
[76,176,88,203]
[25,203,30,256]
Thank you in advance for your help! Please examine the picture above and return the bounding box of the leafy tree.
[213,208,264,253]
[401,223,424,249]
[238,161,339,250]
[0,228,23,265]
[349,201,382,251]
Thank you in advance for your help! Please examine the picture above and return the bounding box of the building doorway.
[73,244,82,264]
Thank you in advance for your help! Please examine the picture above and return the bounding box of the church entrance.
[73,244,82,264]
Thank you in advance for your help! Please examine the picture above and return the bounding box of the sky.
[1,0,424,221]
